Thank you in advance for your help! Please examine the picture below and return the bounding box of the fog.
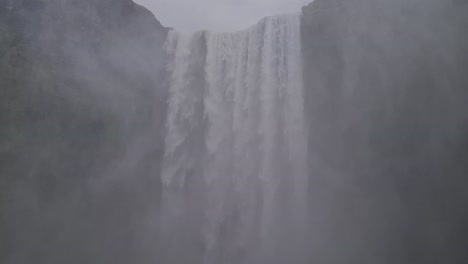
[1,0,467,263]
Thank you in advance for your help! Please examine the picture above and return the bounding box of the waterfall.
[160,14,308,263]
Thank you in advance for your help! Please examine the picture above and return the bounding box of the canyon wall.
[1,1,168,263]
[301,0,468,263]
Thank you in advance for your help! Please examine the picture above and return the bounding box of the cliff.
[1,1,169,263]
[301,0,468,263]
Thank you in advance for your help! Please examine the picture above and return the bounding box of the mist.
[1,0,467,264]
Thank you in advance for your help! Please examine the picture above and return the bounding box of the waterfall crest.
[161,14,308,263]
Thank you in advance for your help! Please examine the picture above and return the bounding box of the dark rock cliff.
[301,0,468,263]
[1,1,168,263]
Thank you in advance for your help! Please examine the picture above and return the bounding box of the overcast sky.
[134,0,312,32]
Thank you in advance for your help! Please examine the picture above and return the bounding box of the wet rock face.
[301,0,468,263]
[1,1,169,264]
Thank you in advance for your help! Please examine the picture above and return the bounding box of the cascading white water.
[161,14,308,264]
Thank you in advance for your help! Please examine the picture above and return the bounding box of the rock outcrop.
[1,1,169,263]
[301,0,468,263]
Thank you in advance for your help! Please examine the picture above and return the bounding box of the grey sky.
[134,0,312,32]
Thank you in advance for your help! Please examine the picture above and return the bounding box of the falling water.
[160,14,308,263]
